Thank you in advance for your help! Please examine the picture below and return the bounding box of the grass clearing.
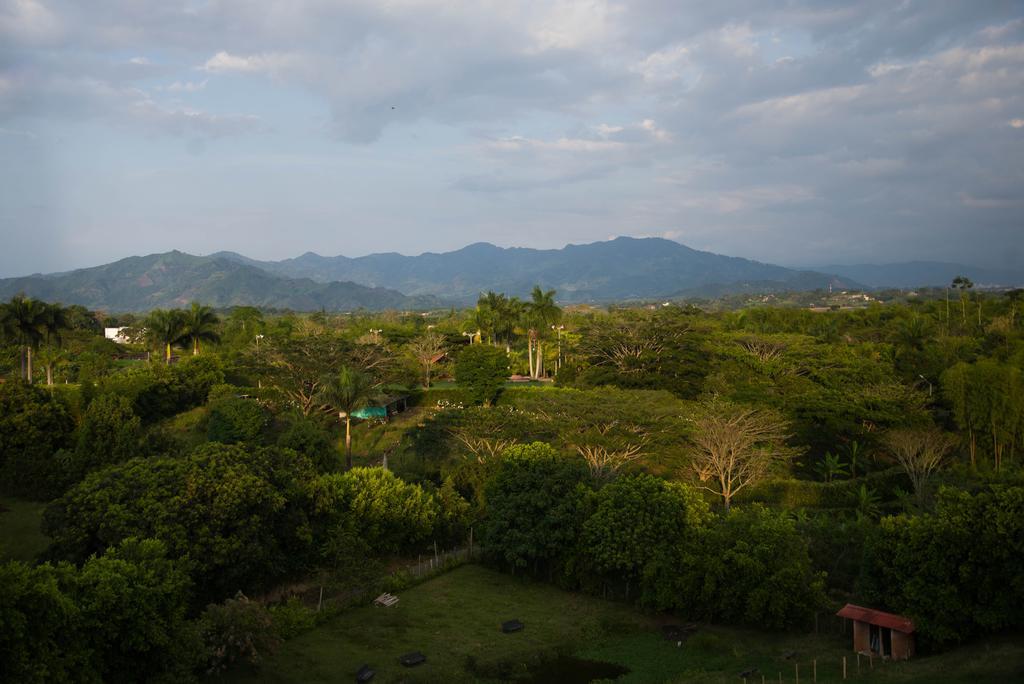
[0,495,50,563]
[219,564,1023,683]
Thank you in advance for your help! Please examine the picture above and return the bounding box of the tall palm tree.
[525,286,561,378]
[145,308,187,364]
[3,295,47,382]
[182,302,221,355]
[39,303,70,385]
[318,366,377,469]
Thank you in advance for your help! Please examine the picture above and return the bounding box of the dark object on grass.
[784,650,798,660]
[502,619,524,633]
[355,664,375,682]
[739,667,759,678]
[399,651,426,667]
[661,623,699,641]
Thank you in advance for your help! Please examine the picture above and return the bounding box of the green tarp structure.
[352,406,388,420]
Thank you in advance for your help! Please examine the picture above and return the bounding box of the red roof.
[836,604,915,633]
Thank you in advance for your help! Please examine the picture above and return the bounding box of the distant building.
[836,604,916,660]
[104,327,133,344]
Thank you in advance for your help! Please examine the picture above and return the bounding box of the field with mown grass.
[219,564,1024,683]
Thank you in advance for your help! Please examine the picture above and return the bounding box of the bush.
[207,398,268,444]
[199,593,279,674]
[455,345,510,406]
[858,485,1024,646]
[0,380,75,499]
[43,444,318,603]
[310,467,438,555]
[277,417,336,472]
[73,393,142,475]
[676,505,826,629]
[481,442,589,576]
[0,538,199,684]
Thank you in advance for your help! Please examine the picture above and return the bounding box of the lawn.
[0,495,50,563]
[219,565,1024,683]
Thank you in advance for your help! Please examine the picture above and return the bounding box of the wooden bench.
[374,592,399,607]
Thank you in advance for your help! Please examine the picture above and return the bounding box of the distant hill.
[213,237,858,303]
[816,262,1024,289]
[0,251,440,312]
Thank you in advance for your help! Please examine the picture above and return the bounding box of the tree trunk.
[345,414,353,470]
[194,337,199,355]
[527,333,535,378]
[165,342,171,364]
[537,343,544,378]
[26,347,33,384]
[46,363,53,386]
[20,346,26,380]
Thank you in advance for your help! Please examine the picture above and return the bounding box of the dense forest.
[1,285,1022,682]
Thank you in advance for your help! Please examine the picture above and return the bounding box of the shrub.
[207,398,268,444]
[0,380,75,499]
[199,593,279,674]
[455,345,510,406]
[277,417,336,472]
[73,393,142,475]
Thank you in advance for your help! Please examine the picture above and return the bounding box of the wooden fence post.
[795,663,799,684]
[842,656,847,680]
[813,659,816,682]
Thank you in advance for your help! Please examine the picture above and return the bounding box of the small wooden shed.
[836,604,915,660]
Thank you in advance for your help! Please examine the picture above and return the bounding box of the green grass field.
[0,496,50,563]
[219,565,1024,683]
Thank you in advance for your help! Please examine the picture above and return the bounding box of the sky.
[1,1,1022,278]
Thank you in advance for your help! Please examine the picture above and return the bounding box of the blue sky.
[1,1,1022,277]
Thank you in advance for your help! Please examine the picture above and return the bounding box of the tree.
[207,397,269,445]
[454,344,510,406]
[677,505,826,629]
[579,474,709,605]
[317,366,377,469]
[74,394,142,475]
[687,400,794,510]
[481,442,588,576]
[38,303,70,385]
[0,380,75,499]
[182,301,220,355]
[145,309,187,364]
[814,451,848,483]
[407,331,446,388]
[951,275,974,326]
[1,295,47,382]
[524,286,561,378]
[884,428,958,503]
[42,444,317,603]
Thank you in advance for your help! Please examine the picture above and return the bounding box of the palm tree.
[3,295,47,382]
[182,302,221,355]
[525,286,561,378]
[318,366,377,469]
[145,308,187,363]
[39,303,70,385]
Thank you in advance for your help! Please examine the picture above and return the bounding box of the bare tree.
[408,332,446,388]
[884,428,958,503]
[451,431,518,462]
[688,401,794,510]
[575,441,647,480]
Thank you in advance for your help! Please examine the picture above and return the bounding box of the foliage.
[0,380,75,499]
[455,344,510,406]
[578,474,710,606]
[42,444,317,603]
[310,467,438,556]
[859,485,1024,646]
[481,442,589,576]
[73,393,142,476]
[676,505,826,629]
[199,592,279,674]
[0,538,199,684]
[207,397,269,444]
[277,416,337,472]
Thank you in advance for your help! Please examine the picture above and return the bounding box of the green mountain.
[0,251,440,312]
[213,236,858,303]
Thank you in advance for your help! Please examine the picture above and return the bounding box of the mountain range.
[0,237,1019,312]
